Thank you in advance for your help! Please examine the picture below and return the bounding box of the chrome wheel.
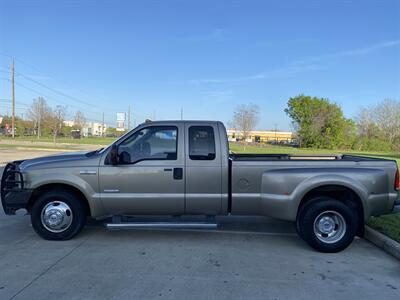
[41,201,73,233]
[313,210,346,244]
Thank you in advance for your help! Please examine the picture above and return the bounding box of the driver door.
[99,124,185,215]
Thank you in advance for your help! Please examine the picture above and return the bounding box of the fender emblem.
[104,189,120,193]
[80,170,97,175]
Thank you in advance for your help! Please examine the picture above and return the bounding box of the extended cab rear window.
[189,126,216,160]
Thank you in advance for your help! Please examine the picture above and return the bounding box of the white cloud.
[183,64,321,85]
[295,40,400,64]
[175,39,399,86]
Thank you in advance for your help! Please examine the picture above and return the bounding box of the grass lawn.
[368,213,400,243]
[229,143,400,165]
[2,136,399,165]
[0,144,71,150]
[0,136,117,145]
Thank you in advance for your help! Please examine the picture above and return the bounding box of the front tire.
[297,197,357,253]
[31,189,86,240]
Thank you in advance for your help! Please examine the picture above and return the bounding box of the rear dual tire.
[297,196,358,253]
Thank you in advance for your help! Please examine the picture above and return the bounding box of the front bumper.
[1,162,32,215]
[1,189,33,214]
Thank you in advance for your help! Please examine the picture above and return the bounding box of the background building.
[227,129,294,144]
[63,120,107,137]
[83,122,107,137]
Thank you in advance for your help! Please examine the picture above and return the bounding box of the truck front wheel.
[297,196,357,253]
[30,190,86,240]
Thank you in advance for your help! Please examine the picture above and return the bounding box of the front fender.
[27,171,100,217]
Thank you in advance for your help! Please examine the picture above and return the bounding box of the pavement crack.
[8,230,98,300]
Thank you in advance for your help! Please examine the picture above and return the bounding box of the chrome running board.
[105,222,218,230]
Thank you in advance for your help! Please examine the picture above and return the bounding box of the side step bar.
[105,222,219,230]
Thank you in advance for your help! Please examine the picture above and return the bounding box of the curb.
[364,225,400,260]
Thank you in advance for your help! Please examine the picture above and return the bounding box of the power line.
[12,59,15,138]
[16,72,116,111]
[13,80,113,118]
[17,73,134,118]
[0,100,30,107]
[5,55,153,121]
[0,52,119,111]
[0,55,151,125]
[1,80,111,124]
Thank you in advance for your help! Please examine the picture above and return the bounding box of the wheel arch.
[297,184,365,236]
[27,183,91,217]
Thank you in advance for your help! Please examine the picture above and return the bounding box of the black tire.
[30,189,87,240]
[297,196,357,253]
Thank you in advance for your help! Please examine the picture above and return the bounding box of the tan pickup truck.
[1,120,399,252]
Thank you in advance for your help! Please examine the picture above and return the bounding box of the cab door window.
[118,126,177,163]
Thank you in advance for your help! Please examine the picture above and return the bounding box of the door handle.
[173,168,183,180]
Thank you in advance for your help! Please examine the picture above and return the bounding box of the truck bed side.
[230,158,398,221]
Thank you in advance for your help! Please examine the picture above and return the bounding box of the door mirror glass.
[119,151,131,164]
[109,144,118,165]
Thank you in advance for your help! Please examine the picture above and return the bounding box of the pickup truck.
[1,120,399,252]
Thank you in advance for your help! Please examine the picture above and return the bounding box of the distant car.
[1,120,399,253]
[70,130,81,139]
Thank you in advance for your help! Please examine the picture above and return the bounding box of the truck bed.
[229,153,398,221]
[230,153,389,162]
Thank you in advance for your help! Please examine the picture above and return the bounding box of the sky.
[0,0,399,130]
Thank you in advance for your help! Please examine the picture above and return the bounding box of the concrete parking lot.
[0,152,399,300]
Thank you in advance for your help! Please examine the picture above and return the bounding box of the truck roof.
[140,120,224,126]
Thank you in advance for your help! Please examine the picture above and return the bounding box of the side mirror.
[109,144,118,165]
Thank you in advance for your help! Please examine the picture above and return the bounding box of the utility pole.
[128,105,131,130]
[37,109,41,139]
[180,108,183,120]
[102,112,105,137]
[11,59,15,138]
[274,123,277,142]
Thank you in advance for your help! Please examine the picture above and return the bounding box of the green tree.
[284,95,355,149]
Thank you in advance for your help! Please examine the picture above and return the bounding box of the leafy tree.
[15,118,35,136]
[284,95,354,149]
